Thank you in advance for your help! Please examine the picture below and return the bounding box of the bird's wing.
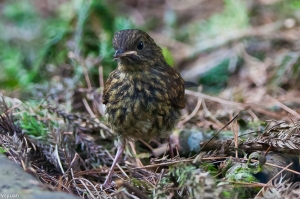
[103,70,118,105]
[184,81,199,88]
[167,70,185,109]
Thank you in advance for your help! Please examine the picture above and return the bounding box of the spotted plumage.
[101,29,188,187]
[103,29,185,140]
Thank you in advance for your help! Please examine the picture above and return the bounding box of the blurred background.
[1,1,300,197]
[1,0,300,120]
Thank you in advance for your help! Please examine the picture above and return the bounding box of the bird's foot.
[101,179,116,190]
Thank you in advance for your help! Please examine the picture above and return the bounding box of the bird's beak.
[114,49,137,59]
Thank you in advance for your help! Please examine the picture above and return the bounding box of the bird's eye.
[137,41,144,50]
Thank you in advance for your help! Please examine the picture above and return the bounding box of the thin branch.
[200,115,239,152]
[185,90,244,108]
[178,91,202,126]
[267,94,300,119]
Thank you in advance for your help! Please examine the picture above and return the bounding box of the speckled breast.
[105,71,181,140]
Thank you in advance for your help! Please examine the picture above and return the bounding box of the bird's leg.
[129,141,144,167]
[102,140,125,188]
[168,136,174,158]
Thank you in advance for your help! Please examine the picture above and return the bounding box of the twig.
[229,181,269,188]
[81,59,92,90]
[98,65,104,89]
[133,157,228,170]
[247,110,259,121]
[69,177,100,199]
[267,94,300,119]
[200,115,238,152]
[81,99,113,134]
[97,65,105,116]
[231,117,239,158]
[82,98,95,117]
[185,90,244,108]
[138,138,154,151]
[178,89,202,126]
[202,99,224,127]
[250,106,284,119]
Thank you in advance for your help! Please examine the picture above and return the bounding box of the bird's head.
[112,29,164,69]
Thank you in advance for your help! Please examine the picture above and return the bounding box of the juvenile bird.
[102,29,186,187]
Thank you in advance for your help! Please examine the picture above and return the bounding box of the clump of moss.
[154,163,229,199]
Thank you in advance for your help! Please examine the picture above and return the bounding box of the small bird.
[102,29,186,187]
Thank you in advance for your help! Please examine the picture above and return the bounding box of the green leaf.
[162,47,174,66]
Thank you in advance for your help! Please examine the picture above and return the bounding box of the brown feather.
[103,29,185,140]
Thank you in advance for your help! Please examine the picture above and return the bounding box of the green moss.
[199,59,230,93]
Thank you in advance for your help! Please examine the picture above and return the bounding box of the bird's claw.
[101,180,116,190]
